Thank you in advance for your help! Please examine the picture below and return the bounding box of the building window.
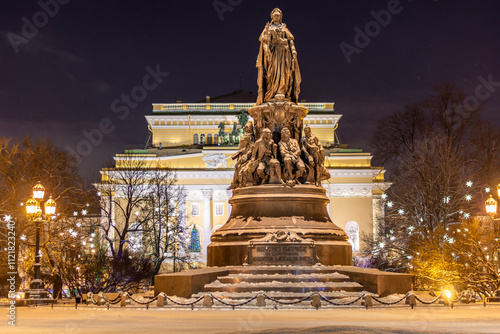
[169,200,178,216]
[193,134,199,145]
[188,226,201,253]
[191,203,200,216]
[200,134,206,145]
[345,221,360,252]
[129,223,142,252]
[214,134,219,145]
[207,134,213,145]
[215,203,224,216]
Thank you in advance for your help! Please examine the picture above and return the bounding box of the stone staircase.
[194,265,372,301]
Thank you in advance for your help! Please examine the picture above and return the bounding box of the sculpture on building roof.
[256,8,301,105]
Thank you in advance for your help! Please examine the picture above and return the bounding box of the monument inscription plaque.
[248,231,317,266]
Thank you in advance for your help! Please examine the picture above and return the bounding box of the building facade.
[99,99,389,263]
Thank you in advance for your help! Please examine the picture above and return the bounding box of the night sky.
[1,0,499,176]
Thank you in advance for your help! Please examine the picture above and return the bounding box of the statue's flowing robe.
[256,23,301,105]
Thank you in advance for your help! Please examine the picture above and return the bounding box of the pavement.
[2,304,500,334]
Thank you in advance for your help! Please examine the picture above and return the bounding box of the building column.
[372,194,384,241]
[100,190,115,256]
[201,189,213,261]
[178,189,187,257]
[324,184,331,216]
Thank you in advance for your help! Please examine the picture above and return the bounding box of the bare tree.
[366,83,500,291]
[445,217,500,297]
[0,136,93,298]
[92,155,189,290]
[143,168,189,284]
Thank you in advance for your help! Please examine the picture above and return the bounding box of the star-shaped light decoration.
[465,194,472,201]
[485,187,491,193]
[81,209,87,216]
[466,181,473,187]
[387,201,394,208]
[73,211,78,216]
[3,215,12,222]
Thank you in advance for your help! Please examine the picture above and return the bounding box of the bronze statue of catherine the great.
[256,8,301,105]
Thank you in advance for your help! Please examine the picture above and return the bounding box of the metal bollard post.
[203,295,213,308]
[98,293,105,306]
[311,294,321,309]
[256,295,266,307]
[408,294,416,309]
[120,294,127,308]
[157,294,165,307]
[364,295,373,309]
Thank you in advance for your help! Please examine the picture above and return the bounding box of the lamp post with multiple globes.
[25,182,56,300]
[484,184,500,218]
[484,184,500,274]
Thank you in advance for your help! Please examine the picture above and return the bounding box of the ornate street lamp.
[33,183,45,200]
[485,195,497,216]
[25,182,56,301]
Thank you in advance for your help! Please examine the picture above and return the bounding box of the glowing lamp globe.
[25,198,39,216]
[33,183,45,200]
[485,195,497,215]
[44,197,57,216]
[497,183,500,198]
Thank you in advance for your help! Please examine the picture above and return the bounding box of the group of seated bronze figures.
[229,122,330,189]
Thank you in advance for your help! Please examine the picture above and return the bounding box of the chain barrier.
[320,294,365,306]
[165,295,205,306]
[81,290,482,309]
[413,292,443,305]
[88,292,98,305]
[262,293,316,305]
[372,292,410,305]
[127,293,159,305]
[101,292,124,305]
[450,293,464,304]
[211,293,259,307]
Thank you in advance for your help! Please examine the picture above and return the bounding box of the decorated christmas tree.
[188,227,201,253]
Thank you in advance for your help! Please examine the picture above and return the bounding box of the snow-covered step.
[204,279,363,293]
[218,272,350,284]
[228,266,352,276]
[199,265,375,301]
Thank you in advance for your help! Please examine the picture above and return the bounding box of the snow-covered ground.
[2,304,500,334]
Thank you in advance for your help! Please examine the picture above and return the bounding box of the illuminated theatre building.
[99,91,390,263]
